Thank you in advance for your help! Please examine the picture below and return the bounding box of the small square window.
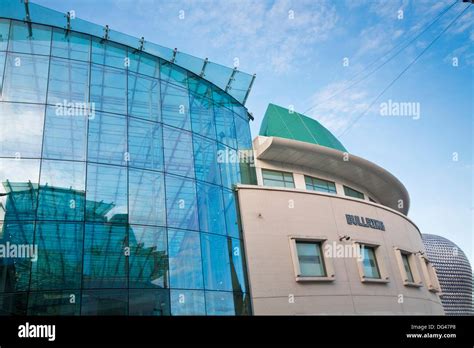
[343,185,364,200]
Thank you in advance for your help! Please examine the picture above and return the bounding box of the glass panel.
[91,37,128,69]
[30,222,83,290]
[90,64,127,115]
[0,102,45,158]
[0,292,28,315]
[47,57,89,105]
[223,189,239,238]
[0,222,35,293]
[201,233,232,291]
[193,135,220,185]
[2,53,49,103]
[205,291,234,315]
[28,291,80,315]
[234,114,252,150]
[197,182,225,235]
[81,289,128,315]
[160,63,190,130]
[37,160,85,221]
[129,225,167,288]
[296,242,326,277]
[402,253,414,283]
[51,28,90,62]
[87,111,127,165]
[128,118,163,171]
[168,229,203,289]
[170,289,205,316]
[219,144,240,189]
[262,169,284,181]
[230,238,248,292]
[362,246,381,279]
[83,223,128,288]
[128,169,165,226]
[0,159,40,222]
[129,51,160,78]
[0,19,10,52]
[128,72,161,122]
[0,52,5,92]
[165,175,198,231]
[129,289,170,315]
[189,77,216,139]
[43,105,87,161]
[344,186,364,199]
[233,292,251,315]
[85,164,127,222]
[8,21,51,55]
[163,126,195,178]
[214,106,237,149]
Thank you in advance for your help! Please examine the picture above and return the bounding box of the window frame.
[419,255,442,293]
[354,241,389,283]
[394,247,423,287]
[343,185,365,200]
[261,169,295,188]
[304,175,337,194]
[288,236,335,282]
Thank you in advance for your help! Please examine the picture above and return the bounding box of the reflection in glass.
[168,229,203,289]
[165,175,198,231]
[163,126,194,178]
[128,73,161,122]
[205,291,234,315]
[129,225,167,288]
[47,57,89,105]
[83,223,128,288]
[0,102,45,158]
[85,164,127,222]
[128,118,163,171]
[0,159,40,221]
[87,111,127,165]
[8,21,51,55]
[90,64,127,114]
[197,182,226,235]
[37,160,85,221]
[129,289,170,315]
[193,135,221,185]
[81,289,128,315]
[28,291,80,315]
[128,169,165,226]
[201,233,232,291]
[170,289,205,315]
[30,222,83,290]
[2,53,49,103]
[51,29,90,62]
[43,106,87,161]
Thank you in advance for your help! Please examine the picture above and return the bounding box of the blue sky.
[34,0,473,263]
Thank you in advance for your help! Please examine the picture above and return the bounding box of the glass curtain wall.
[0,19,253,316]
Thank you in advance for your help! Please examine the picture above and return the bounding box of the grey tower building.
[422,234,472,315]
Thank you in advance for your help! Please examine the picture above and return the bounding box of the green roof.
[259,104,347,152]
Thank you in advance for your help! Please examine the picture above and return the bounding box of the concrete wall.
[237,185,444,315]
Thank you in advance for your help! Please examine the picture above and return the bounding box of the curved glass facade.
[0,18,254,315]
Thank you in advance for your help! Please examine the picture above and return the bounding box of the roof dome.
[259,103,347,152]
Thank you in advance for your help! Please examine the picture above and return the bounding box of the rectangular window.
[296,241,326,277]
[305,176,337,194]
[361,245,381,279]
[343,185,365,200]
[420,256,441,292]
[262,169,295,188]
[401,253,415,283]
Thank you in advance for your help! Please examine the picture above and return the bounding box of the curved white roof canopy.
[254,136,410,215]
